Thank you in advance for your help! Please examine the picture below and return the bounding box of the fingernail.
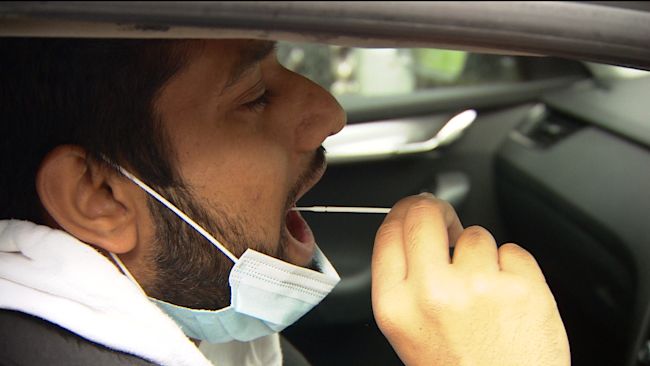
[418,192,435,198]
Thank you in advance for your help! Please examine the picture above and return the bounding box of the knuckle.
[467,274,494,295]
[409,199,439,214]
[405,194,445,210]
[394,194,458,221]
[406,199,448,223]
[393,195,427,210]
[372,298,404,332]
[464,225,489,237]
[499,242,533,259]
[458,226,493,246]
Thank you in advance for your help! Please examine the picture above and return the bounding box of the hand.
[371,194,570,366]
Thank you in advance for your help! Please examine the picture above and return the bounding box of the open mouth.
[284,205,316,266]
[282,147,327,266]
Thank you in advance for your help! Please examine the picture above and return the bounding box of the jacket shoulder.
[0,309,157,365]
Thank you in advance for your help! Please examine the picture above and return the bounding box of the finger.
[402,194,464,273]
[371,201,410,295]
[498,243,546,282]
[451,226,499,273]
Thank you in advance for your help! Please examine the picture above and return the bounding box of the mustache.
[285,146,327,211]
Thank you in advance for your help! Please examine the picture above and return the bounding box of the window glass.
[585,62,650,81]
[277,41,524,98]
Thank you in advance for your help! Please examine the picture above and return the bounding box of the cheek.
[225,149,287,207]
[223,150,290,248]
[168,103,295,248]
[187,139,291,245]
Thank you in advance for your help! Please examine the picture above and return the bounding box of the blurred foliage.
[412,49,468,84]
[278,42,523,97]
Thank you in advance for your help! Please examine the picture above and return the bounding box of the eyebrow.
[223,40,278,91]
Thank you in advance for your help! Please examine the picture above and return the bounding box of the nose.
[291,74,347,153]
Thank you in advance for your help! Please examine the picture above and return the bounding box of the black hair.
[0,38,191,222]
[0,38,259,309]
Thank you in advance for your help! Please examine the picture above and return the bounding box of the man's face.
[143,39,345,309]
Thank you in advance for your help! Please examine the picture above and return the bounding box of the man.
[0,38,570,365]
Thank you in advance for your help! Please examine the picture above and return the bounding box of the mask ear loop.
[108,252,148,296]
[101,156,239,264]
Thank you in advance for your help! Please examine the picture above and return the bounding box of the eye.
[243,90,271,112]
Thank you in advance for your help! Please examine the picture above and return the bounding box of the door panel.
[495,77,650,366]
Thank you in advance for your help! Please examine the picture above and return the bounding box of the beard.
[143,147,326,310]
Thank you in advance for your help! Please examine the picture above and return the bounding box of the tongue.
[286,210,309,243]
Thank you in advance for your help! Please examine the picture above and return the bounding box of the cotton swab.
[291,206,391,214]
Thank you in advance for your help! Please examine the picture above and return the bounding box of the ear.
[36,145,146,254]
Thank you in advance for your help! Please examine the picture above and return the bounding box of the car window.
[585,62,650,81]
[278,41,566,99]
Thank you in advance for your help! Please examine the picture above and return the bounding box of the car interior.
[1,2,649,366]
[282,50,650,366]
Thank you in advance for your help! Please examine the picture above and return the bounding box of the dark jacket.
[0,310,310,366]
[0,310,156,365]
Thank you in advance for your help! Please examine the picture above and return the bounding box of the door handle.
[324,109,477,164]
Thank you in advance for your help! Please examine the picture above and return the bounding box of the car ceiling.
[1,1,650,70]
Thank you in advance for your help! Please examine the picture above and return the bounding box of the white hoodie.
[0,220,281,366]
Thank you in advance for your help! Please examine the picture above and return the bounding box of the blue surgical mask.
[108,164,340,343]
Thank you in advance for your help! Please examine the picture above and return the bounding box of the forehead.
[167,39,275,94]
[182,39,275,86]
[157,39,273,110]
[191,39,271,62]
